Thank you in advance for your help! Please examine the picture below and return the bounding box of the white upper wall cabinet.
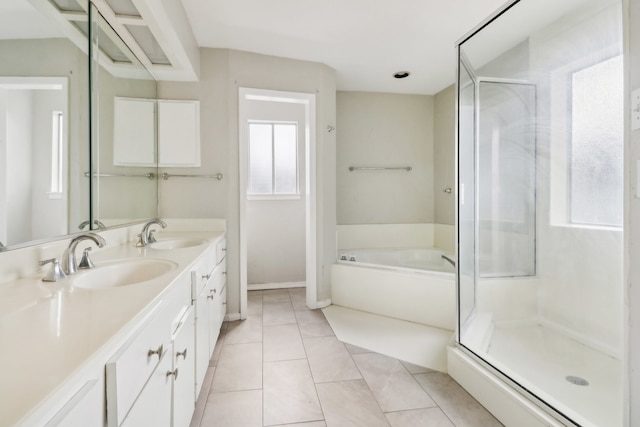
[113,97,156,166]
[158,99,200,167]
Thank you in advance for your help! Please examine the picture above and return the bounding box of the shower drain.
[566,375,589,386]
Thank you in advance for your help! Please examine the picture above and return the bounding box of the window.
[248,122,298,196]
[569,55,623,227]
[50,111,64,196]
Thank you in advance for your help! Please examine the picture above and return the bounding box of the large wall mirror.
[0,0,158,251]
[90,3,158,228]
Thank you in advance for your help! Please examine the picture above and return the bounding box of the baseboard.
[248,281,305,291]
[224,312,241,321]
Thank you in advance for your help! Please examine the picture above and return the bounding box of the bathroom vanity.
[0,226,226,427]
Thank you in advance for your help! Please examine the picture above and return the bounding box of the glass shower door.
[457,58,477,337]
[456,1,623,425]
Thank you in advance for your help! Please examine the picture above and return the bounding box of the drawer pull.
[148,344,163,359]
[207,295,215,300]
[223,271,227,275]
[202,274,211,280]
[166,368,179,380]
[176,348,188,360]
[209,288,217,294]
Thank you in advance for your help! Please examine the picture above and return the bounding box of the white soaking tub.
[331,247,456,330]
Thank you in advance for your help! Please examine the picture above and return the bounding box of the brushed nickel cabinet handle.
[148,344,163,359]
[166,368,179,380]
[176,348,187,360]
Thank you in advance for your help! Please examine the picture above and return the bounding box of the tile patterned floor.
[190,289,503,427]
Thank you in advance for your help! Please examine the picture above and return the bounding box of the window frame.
[247,120,300,199]
[567,53,623,228]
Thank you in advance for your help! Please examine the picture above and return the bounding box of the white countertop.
[0,230,224,426]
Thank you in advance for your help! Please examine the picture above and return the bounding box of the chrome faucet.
[62,232,106,275]
[139,219,167,246]
[78,219,106,230]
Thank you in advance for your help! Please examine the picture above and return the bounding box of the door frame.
[238,87,317,319]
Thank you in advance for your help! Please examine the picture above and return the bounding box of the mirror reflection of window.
[50,111,64,196]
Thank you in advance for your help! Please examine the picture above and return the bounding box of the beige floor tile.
[201,390,262,427]
[224,317,262,344]
[414,373,503,427]
[190,366,216,427]
[262,289,292,303]
[289,287,308,311]
[247,292,263,315]
[401,360,436,374]
[263,359,324,426]
[316,380,390,427]
[209,327,227,367]
[271,421,327,427]
[304,336,362,383]
[353,353,436,412]
[295,310,335,338]
[210,342,262,392]
[263,301,297,325]
[385,408,455,427]
[263,323,306,362]
[344,342,373,354]
[271,422,326,427]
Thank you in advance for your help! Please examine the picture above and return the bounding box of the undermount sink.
[149,237,207,250]
[72,259,178,290]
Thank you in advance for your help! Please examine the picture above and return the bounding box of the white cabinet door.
[158,100,200,167]
[44,379,103,427]
[120,351,172,427]
[172,308,195,427]
[194,284,210,397]
[113,97,156,166]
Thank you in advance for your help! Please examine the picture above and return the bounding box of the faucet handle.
[78,247,95,269]
[135,233,144,248]
[40,258,67,282]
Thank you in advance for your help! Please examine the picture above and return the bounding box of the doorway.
[238,88,317,319]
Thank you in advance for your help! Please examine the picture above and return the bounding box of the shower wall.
[532,2,623,355]
[336,91,434,225]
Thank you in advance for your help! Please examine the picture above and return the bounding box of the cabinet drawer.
[191,248,216,300]
[106,304,171,427]
[120,350,172,427]
[215,238,226,265]
[210,259,226,295]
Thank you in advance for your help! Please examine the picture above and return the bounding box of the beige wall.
[159,48,337,315]
[336,91,434,225]
[434,84,456,225]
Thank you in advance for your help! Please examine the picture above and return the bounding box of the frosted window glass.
[274,124,297,194]
[570,55,623,227]
[248,122,298,196]
[249,124,273,194]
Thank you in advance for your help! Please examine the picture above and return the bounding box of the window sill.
[548,222,621,232]
[247,194,302,201]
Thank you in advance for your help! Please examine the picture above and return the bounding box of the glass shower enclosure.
[456,0,623,426]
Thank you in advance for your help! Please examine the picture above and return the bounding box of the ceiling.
[179,0,508,95]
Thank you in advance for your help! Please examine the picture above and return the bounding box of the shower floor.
[484,322,621,427]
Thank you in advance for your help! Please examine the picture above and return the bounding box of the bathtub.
[331,246,456,331]
[338,247,455,274]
